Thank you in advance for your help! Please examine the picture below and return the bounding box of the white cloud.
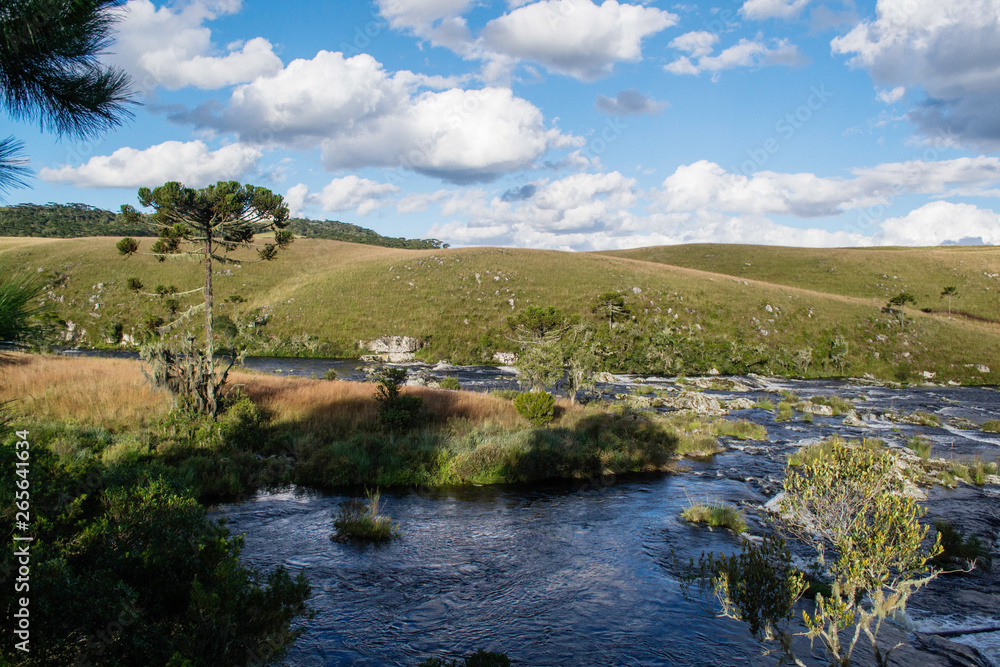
[314,176,400,215]
[875,201,1000,246]
[656,157,1000,217]
[831,0,1000,149]
[740,0,812,20]
[284,183,309,217]
[39,141,261,188]
[669,31,719,58]
[665,37,804,76]
[479,0,678,80]
[110,0,282,90]
[876,86,906,104]
[180,51,579,183]
[376,0,475,29]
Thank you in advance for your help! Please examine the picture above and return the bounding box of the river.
[61,350,1000,665]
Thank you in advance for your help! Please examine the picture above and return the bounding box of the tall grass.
[681,501,747,533]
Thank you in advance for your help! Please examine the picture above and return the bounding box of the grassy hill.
[602,244,1000,323]
[3,236,999,384]
[0,203,445,249]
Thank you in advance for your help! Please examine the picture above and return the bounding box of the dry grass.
[231,371,528,431]
[0,352,172,428]
[1,353,528,433]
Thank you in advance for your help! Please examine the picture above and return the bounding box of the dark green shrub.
[438,376,461,391]
[103,320,124,344]
[323,368,339,380]
[126,277,143,292]
[514,391,556,425]
[219,392,269,448]
[931,520,991,569]
[372,367,423,429]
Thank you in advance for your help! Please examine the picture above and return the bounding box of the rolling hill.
[2,236,998,384]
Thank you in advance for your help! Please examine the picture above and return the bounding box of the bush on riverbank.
[0,429,310,666]
[681,502,747,533]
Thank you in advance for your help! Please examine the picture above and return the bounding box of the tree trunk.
[204,235,216,415]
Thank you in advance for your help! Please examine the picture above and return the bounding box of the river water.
[62,350,1000,665]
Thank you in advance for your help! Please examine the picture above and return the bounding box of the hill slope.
[0,203,445,249]
[2,237,998,383]
[602,244,1000,323]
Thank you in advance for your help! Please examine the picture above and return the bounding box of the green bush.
[981,419,1000,433]
[219,392,270,448]
[514,391,556,425]
[906,435,932,459]
[438,376,461,391]
[931,520,992,569]
[372,367,423,430]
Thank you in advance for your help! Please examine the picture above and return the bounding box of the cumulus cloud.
[39,141,261,188]
[875,201,1000,246]
[831,0,1000,149]
[176,51,579,183]
[376,0,474,29]
[665,36,805,76]
[656,157,1000,217]
[478,0,677,80]
[109,0,282,90]
[595,89,668,115]
[284,183,309,217]
[314,176,400,215]
[740,0,812,20]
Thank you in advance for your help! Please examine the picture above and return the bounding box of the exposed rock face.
[798,402,834,417]
[360,336,423,362]
[658,391,726,416]
[493,351,517,365]
[725,397,757,411]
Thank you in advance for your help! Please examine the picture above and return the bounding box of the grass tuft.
[332,488,400,543]
[681,502,747,534]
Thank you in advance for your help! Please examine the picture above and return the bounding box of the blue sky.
[8,0,1000,249]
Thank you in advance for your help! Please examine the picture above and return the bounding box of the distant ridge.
[0,203,446,250]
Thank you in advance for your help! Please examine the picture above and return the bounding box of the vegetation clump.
[681,502,747,534]
[906,435,933,460]
[689,437,947,667]
[513,391,556,425]
[332,488,400,543]
[438,376,462,391]
[931,520,992,570]
[981,419,1000,433]
[372,367,423,430]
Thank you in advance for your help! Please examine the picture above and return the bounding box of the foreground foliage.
[690,439,945,667]
[0,425,310,666]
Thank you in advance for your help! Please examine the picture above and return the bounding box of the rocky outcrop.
[493,351,517,365]
[360,336,423,362]
[657,391,726,416]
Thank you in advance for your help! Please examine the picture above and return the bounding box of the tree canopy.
[0,0,134,197]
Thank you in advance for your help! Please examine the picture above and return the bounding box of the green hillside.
[0,203,445,249]
[602,244,1000,323]
[3,236,998,384]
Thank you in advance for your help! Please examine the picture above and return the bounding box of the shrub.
[372,367,423,430]
[931,520,991,569]
[323,368,339,380]
[753,399,774,410]
[906,435,932,460]
[981,419,1000,433]
[332,489,400,543]
[681,502,747,534]
[808,395,853,416]
[775,401,794,422]
[438,376,461,391]
[101,435,149,465]
[126,276,143,292]
[220,392,270,448]
[513,391,556,425]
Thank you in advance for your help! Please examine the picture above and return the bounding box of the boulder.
[799,402,834,417]
[360,335,423,362]
[660,391,726,416]
[725,398,757,411]
[492,351,517,365]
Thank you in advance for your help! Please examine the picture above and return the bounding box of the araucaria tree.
[117,181,292,415]
[0,0,133,197]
